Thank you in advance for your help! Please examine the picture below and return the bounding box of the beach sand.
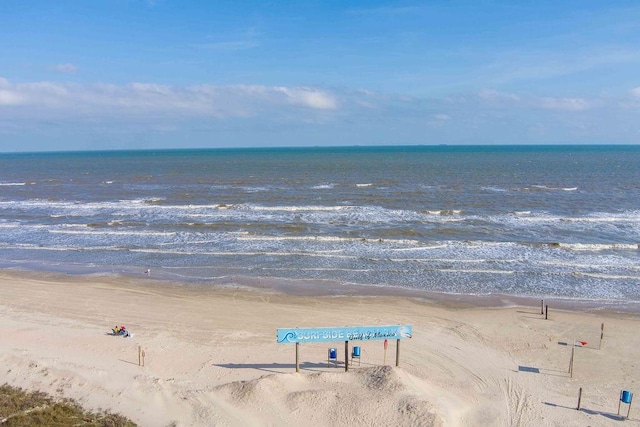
[1,270,639,426]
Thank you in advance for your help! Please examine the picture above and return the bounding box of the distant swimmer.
[145,269,150,276]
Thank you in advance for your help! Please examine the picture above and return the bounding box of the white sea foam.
[0,182,26,186]
[126,247,361,259]
[557,243,638,251]
[247,204,352,212]
[579,272,639,280]
[422,210,463,216]
[388,245,449,251]
[49,229,176,237]
[0,243,124,252]
[235,235,423,246]
[433,268,516,275]
[526,184,578,191]
[481,186,508,192]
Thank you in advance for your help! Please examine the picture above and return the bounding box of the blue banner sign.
[277,325,412,344]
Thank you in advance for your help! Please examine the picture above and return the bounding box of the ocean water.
[1,145,639,306]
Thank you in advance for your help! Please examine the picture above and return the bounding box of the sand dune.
[1,270,639,426]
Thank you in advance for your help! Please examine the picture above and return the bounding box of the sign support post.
[344,341,349,372]
[383,339,388,365]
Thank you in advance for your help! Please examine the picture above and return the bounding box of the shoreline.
[4,266,640,315]
[2,268,640,425]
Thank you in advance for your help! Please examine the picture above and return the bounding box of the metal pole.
[618,391,623,415]
[576,387,582,410]
[295,342,299,373]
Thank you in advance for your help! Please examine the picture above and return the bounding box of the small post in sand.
[541,299,544,315]
[142,349,145,367]
[545,305,549,320]
[295,342,300,373]
[138,346,142,366]
[599,323,605,350]
[568,340,575,378]
[395,339,401,367]
[576,387,582,410]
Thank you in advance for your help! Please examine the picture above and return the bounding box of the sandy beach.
[1,270,639,426]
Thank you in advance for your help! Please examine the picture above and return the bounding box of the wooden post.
[295,342,300,373]
[383,339,388,365]
[395,339,400,367]
[138,346,141,366]
[141,350,145,367]
[541,299,544,315]
[569,344,575,377]
[344,341,349,372]
[545,305,549,320]
[599,323,604,350]
[576,387,582,410]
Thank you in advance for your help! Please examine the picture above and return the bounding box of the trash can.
[329,348,337,359]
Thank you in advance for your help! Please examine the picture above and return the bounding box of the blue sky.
[1,1,640,151]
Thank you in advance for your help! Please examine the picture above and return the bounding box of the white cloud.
[276,87,338,110]
[478,89,521,103]
[631,87,640,97]
[481,47,640,86]
[536,97,591,111]
[0,78,339,120]
[3,77,638,149]
[0,90,24,106]
[200,28,261,51]
[54,63,78,73]
[476,89,592,111]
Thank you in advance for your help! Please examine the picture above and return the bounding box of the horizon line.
[2,143,639,156]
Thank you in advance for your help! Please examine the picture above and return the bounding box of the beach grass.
[0,383,136,426]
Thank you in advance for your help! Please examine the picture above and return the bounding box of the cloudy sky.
[1,0,640,152]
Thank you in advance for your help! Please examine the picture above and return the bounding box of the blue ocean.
[1,145,639,307]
